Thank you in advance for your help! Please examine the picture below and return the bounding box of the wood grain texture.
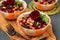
[0,13,56,40]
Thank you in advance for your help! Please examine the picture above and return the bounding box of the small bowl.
[35,0,58,11]
[0,0,27,20]
[17,11,51,36]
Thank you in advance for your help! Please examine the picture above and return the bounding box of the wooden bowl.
[0,0,27,20]
[35,0,58,11]
[17,11,51,36]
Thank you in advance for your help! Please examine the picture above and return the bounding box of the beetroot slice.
[2,1,7,7]
[29,10,40,20]
[48,0,52,4]
[7,0,15,5]
[34,0,38,2]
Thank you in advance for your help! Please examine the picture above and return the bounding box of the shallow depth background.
[0,0,60,40]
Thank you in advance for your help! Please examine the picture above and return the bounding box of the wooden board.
[0,13,56,40]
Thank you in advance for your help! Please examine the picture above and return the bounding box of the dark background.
[0,0,60,40]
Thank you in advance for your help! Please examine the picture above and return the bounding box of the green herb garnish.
[23,14,27,19]
[41,14,48,24]
[15,0,23,8]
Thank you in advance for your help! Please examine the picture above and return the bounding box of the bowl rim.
[17,11,51,31]
[35,0,58,6]
[0,0,27,15]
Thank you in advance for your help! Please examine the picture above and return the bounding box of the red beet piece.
[48,0,52,4]
[7,9,14,13]
[15,8,22,11]
[29,10,40,20]
[7,0,15,5]
[35,17,41,21]
[2,1,7,6]
[40,2,44,4]
[0,6,6,12]
[18,4,23,7]
[6,5,13,9]
[0,6,3,10]
[40,0,47,4]
[2,8,6,12]
[43,0,46,2]
[34,0,38,2]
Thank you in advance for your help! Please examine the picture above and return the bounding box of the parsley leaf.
[15,0,23,8]
[41,14,48,24]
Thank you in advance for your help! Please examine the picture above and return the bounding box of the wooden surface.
[0,13,56,40]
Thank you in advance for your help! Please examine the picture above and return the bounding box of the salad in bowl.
[34,0,58,10]
[17,10,51,36]
[0,0,27,20]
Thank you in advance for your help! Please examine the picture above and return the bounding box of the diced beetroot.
[2,1,7,6]
[34,0,38,2]
[35,17,41,22]
[19,8,23,11]
[48,0,52,4]
[7,0,15,5]
[15,6,23,11]
[43,0,46,2]
[37,20,43,23]
[0,6,3,10]
[15,8,18,11]
[43,0,47,4]
[7,9,14,13]
[33,23,39,29]
[40,2,44,4]
[19,20,23,23]
[29,10,40,20]
[40,22,47,28]
[46,0,48,1]
[2,8,6,12]
[0,6,6,12]
[6,5,13,9]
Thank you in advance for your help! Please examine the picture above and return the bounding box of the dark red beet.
[2,8,6,12]
[35,17,41,21]
[29,10,40,20]
[48,0,52,4]
[15,7,23,11]
[19,8,23,11]
[18,4,23,7]
[0,6,6,12]
[6,5,13,9]
[2,1,7,6]
[7,0,15,5]
[15,8,20,11]
[46,0,48,1]
[0,6,3,10]
[34,0,38,2]
[7,9,14,13]
[40,2,44,4]
[43,0,46,2]
[43,0,47,4]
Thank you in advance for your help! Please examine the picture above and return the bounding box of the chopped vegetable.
[15,0,23,8]
[41,14,48,24]
[23,14,28,19]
